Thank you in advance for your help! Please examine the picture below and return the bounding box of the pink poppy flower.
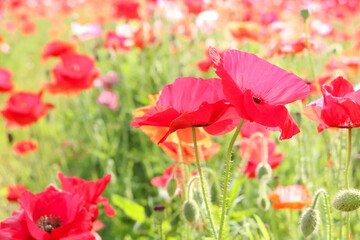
[0,68,14,92]
[71,22,102,41]
[131,77,240,143]
[97,90,118,110]
[209,47,310,140]
[303,76,360,131]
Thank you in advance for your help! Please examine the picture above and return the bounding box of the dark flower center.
[253,97,262,104]
[37,214,62,233]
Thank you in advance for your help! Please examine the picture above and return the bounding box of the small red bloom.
[239,137,283,178]
[44,53,100,95]
[41,40,77,60]
[0,189,95,240]
[267,185,312,210]
[184,0,204,14]
[112,0,140,20]
[209,47,310,140]
[12,140,38,156]
[303,76,360,131]
[1,92,54,127]
[0,68,14,92]
[58,172,115,220]
[7,185,27,202]
[131,77,240,143]
[151,165,183,195]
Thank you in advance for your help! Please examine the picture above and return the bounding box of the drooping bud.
[300,9,310,21]
[333,189,360,212]
[166,178,178,198]
[256,163,272,181]
[257,196,270,211]
[153,205,166,224]
[300,208,320,238]
[183,201,199,223]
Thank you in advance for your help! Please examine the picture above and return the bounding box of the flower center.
[37,214,62,233]
[253,97,262,104]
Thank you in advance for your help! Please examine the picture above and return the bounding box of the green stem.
[345,128,352,240]
[218,119,245,240]
[187,176,200,201]
[311,189,332,240]
[345,128,352,189]
[159,223,163,240]
[192,127,218,239]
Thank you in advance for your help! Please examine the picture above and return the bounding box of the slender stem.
[159,223,163,240]
[187,176,200,200]
[218,119,245,240]
[345,128,352,240]
[311,189,332,240]
[345,128,352,189]
[192,127,218,239]
[346,213,350,240]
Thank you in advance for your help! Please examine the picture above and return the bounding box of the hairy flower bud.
[256,163,272,181]
[333,189,360,212]
[300,208,320,238]
[300,9,310,21]
[257,196,270,211]
[166,178,178,198]
[153,205,166,224]
[183,201,199,223]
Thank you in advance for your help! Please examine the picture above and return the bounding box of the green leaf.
[112,195,146,223]
[254,215,270,240]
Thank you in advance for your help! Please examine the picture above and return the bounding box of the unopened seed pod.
[256,163,272,181]
[300,208,320,238]
[257,196,270,211]
[333,189,360,212]
[153,205,166,224]
[183,201,199,223]
[166,178,178,198]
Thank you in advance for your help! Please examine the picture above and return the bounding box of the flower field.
[1,0,360,239]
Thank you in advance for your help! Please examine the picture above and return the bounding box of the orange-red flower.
[12,140,38,156]
[1,92,54,127]
[41,40,77,60]
[44,52,100,95]
[0,68,14,93]
[267,185,312,210]
[6,184,27,202]
[151,165,183,195]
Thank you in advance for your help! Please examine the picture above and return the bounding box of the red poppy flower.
[209,47,310,140]
[151,165,183,195]
[303,76,360,131]
[1,92,54,127]
[0,68,14,92]
[240,120,269,138]
[184,0,204,14]
[58,172,115,220]
[131,77,240,143]
[267,185,312,209]
[44,53,100,95]
[239,137,283,178]
[42,40,77,60]
[7,185,27,202]
[12,140,38,156]
[112,0,140,20]
[0,189,94,240]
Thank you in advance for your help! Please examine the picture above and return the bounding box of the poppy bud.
[153,205,166,224]
[257,196,270,211]
[332,189,360,212]
[300,9,310,21]
[183,201,199,223]
[166,178,177,198]
[300,208,320,238]
[256,163,272,181]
